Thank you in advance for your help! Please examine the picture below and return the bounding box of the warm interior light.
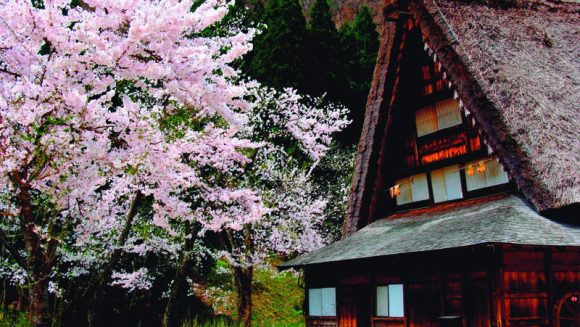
[466,165,474,176]
[434,62,441,73]
[421,145,467,165]
[477,161,486,173]
[389,184,401,198]
[470,136,481,151]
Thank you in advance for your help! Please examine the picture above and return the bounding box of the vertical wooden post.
[488,244,505,327]
[496,246,506,327]
[544,248,554,326]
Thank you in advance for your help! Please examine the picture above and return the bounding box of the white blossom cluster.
[111,268,153,292]
[0,258,28,286]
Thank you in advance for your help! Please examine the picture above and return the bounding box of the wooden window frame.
[392,159,512,212]
[375,284,406,318]
[390,92,512,211]
[306,287,338,318]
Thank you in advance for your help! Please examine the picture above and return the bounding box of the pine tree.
[336,5,379,144]
[307,0,340,97]
[351,6,379,94]
[245,0,310,92]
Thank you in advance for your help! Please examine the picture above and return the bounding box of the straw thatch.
[421,0,580,211]
[344,0,579,236]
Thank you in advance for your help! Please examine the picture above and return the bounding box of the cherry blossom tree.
[213,87,349,326]
[0,0,264,325]
[0,1,350,326]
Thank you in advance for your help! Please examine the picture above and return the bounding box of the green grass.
[0,307,33,327]
[182,317,241,327]
[195,260,305,327]
[252,268,304,327]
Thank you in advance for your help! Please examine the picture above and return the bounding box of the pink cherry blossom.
[0,2,350,322]
[0,0,262,234]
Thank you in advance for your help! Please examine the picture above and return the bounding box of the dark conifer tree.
[307,0,340,97]
[247,0,265,21]
[245,0,310,92]
[241,0,379,145]
[336,5,379,144]
[351,6,379,94]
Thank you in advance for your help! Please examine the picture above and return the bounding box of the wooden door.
[464,279,491,327]
[407,282,442,327]
[338,286,371,327]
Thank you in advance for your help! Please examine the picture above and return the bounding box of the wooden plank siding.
[501,245,580,327]
[304,245,580,327]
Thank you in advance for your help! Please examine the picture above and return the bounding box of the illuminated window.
[421,60,446,96]
[377,284,404,317]
[465,159,509,191]
[469,135,481,151]
[431,164,463,203]
[415,105,438,136]
[434,62,442,73]
[415,98,462,137]
[436,99,462,130]
[393,157,509,207]
[308,288,336,316]
[396,173,429,205]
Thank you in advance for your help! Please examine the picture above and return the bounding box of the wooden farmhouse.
[281,0,580,326]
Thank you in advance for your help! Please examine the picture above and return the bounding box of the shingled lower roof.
[282,194,580,268]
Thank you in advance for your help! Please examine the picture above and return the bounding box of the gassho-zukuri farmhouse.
[281,0,580,326]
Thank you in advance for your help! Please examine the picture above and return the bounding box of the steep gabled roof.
[282,194,580,268]
[344,0,580,235]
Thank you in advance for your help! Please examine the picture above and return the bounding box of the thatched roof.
[282,194,580,268]
[344,0,580,235]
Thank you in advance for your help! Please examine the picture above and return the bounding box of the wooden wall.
[499,245,580,327]
[304,245,580,327]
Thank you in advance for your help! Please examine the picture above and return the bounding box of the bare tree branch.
[0,67,20,78]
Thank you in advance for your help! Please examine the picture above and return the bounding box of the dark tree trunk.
[219,227,255,327]
[1,280,5,307]
[28,277,50,327]
[234,265,253,327]
[162,252,190,327]
[16,177,51,327]
[162,222,193,327]
[86,192,143,327]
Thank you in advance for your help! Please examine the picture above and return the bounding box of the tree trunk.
[219,227,255,327]
[234,266,253,327]
[87,191,143,327]
[162,252,190,327]
[15,175,51,327]
[162,222,193,327]
[28,277,50,327]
